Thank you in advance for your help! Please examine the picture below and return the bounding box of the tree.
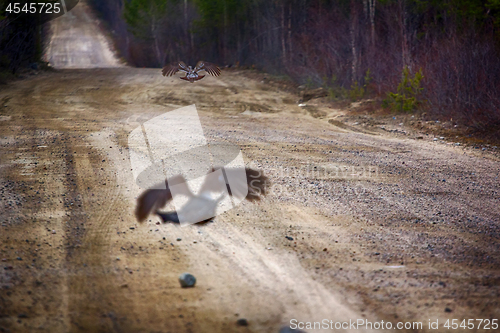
[123,0,172,65]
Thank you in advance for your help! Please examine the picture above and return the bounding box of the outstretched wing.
[194,61,221,77]
[162,61,189,76]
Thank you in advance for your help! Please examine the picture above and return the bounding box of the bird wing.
[194,61,221,76]
[162,61,189,76]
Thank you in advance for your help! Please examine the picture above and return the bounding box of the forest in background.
[88,0,500,136]
[0,1,46,76]
[1,0,500,138]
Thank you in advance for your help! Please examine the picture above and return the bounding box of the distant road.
[45,0,123,68]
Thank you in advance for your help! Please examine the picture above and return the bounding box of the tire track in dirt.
[0,125,71,331]
[61,129,135,331]
[180,212,376,332]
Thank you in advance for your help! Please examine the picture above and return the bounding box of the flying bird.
[162,61,221,83]
[135,167,269,224]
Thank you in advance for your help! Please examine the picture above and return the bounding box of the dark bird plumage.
[135,167,269,223]
[162,61,221,83]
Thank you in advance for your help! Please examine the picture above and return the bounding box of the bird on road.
[135,167,269,224]
[162,61,221,83]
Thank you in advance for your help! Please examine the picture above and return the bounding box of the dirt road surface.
[1,2,499,333]
[44,1,123,68]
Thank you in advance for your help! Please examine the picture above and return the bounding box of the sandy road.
[0,67,499,333]
[44,0,122,68]
[1,2,499,333]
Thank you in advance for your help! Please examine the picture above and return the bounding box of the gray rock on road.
[179,273,196,288]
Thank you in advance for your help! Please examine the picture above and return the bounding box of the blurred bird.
[135,167,269,224]
[162,61,221,83]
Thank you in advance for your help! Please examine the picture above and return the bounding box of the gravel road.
[0,1,498,332]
